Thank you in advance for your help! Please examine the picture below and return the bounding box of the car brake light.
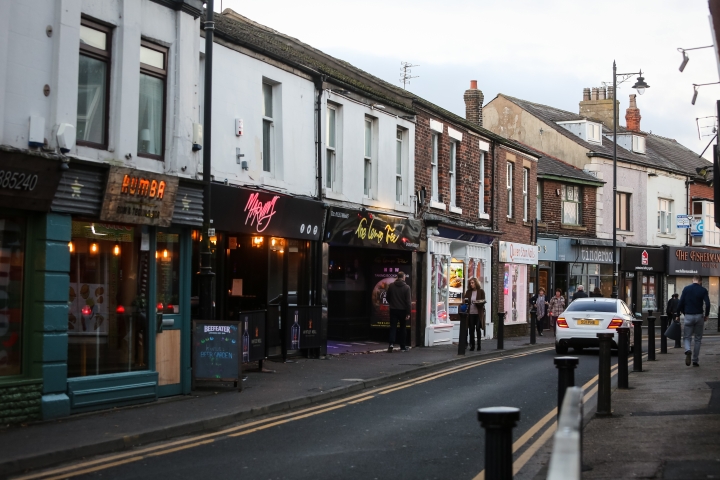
[557,317,569,328]
[608,318,624,329]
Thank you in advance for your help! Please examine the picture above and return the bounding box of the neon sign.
[244,192,279,233]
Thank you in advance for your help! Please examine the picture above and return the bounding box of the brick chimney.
[464,80,484,127]
[625,94,641,132]
[579,86,619,128]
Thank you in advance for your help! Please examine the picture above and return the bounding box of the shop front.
[556,238,617,301]
[209,184,326,358]
[59,164,203,413]
[620,246,665,317]
[499,241,537,326]
[324,207,423,345]
[666,246,720,322]
[537,237,558,295]
[426,227,494,346]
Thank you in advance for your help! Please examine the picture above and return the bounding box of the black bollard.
[477,407,520,480]
[632,319,643,372]
[458,311,468,355]
[647,315,656,361]
[660,315,668,354]
[596,333,613,416]
[530,306,537,345]
[554,356,578,415]
[497,312,505,350]
[617,326,630,389]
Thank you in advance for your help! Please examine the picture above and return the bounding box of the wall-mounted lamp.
[209,235,217,246]
[163,249,169,259]
[90,243,98,254]
[677,45,713,72]
[252,236,264,248]
[113,244,121,256]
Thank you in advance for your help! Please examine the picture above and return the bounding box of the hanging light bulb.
[163,249,169,258]
[90,243,98,254]
[113,244,121,256]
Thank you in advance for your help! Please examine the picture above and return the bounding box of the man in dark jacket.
[666,293,680,323]
[678,275,710,367]
[386,271,412,352]
[571,285,588,301]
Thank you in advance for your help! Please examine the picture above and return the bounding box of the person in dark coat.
[529,288,547,336]
[386,271,412,352]
[678,275,710,367]
[464,277,486,350]
[590,287,603,297]
[666,293,680,323]
[572,285,588,301]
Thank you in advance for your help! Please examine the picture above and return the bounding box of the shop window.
[503,263,527,323]
[562,185,582,225]
[0,216,25,377]
[137,40,167,159]
[657,198,673,234]
[616,192,631,230]
[68,221,148,377]
[77,18,111,149]
[431,255,449,323]
[156,231,180,314]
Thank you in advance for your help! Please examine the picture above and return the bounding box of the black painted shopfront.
[620,246,665,318]
[324,207,423,343]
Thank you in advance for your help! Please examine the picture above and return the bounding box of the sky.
[213,0,719,160]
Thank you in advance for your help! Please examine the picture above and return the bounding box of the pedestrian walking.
[530,288,547,336]
[677,275,710,367]
[464,278,486,350]
[666,293,680,323]
[386,271,412,353]
[548,288,566,331]
[571,285,588,301]
[590,287,603,298]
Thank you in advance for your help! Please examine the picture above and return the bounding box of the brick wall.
[0,383,42,424]
[538,180,597,237]
[690,182,713,202]
[413,107,493,229]
[495,146,536,337]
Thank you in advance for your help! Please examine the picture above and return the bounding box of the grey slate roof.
[209,10,537,158]
[499,95,695,175]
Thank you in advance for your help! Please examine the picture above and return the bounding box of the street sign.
[676,214,690,229]
[691,217,704,237]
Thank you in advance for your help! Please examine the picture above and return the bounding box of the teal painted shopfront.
[0,155,203,423]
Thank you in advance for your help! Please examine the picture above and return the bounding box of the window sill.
[478,212,490,220]
[507,218,516,223]
[430,201,446,211]
[449,206,463,214]
[523,221,533,227]
[361,197,381,207]
[617,230,634,236]
[561,224,588,231]
[323,189,346,201]
[260,176,286,189]
[657,233,675,239]
[537,222,548,228]
[394,203,412,213]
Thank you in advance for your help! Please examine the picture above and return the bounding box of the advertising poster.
[503,264,528,324]
[449,262,464,302]
[370,255,411,328]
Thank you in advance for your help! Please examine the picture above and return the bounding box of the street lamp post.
[611,62,649,299]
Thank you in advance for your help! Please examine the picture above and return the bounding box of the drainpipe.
[491,142,499,338]
[686,178,690,246]
[199,0,215,320]
[314,76,325,307]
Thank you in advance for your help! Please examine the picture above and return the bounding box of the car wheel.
[555,343,568,354]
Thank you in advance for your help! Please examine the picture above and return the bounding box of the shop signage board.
[212,184,325,241]
[667,246,720,276]
[100,167,179,227]
[498,241,538,265]
[0,150,64,211]
[538,238,557,261]
[325,207,423,251]
[239,310,266,363]
[691,217,704,237]
[620,247,666,272]
[557,238,616,264]
[676,215,690,229]
[286,306,323,349]
[191,320,242,391]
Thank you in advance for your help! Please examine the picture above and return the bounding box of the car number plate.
[577,319,600,325]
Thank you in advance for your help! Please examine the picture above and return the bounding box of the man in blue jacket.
[677,275,710,367]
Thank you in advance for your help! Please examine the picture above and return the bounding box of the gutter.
[586,151,689,177]
[538,174,604,187]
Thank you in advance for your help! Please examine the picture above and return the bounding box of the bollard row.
[477,406,519,480]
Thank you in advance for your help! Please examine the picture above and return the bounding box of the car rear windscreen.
[565,301,618,312]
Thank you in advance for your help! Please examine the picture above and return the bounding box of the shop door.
[588,276,600,295]
[623,278,635,313]
[155,230,189,397]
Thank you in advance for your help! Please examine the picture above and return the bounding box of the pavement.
[0,333,553,478]
[580,334,720,479]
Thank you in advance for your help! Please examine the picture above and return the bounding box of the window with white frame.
[587,122,601,143]
[262,82,274,172]
[449,141,458,207]
[396,128,403,203]
[479,151,486,215]
[658,199,673,234]
[536,181,542,221]
[506,162,514,218]
[364,117,373,197]
[522,167,529,221]
[632,135,646,154]
[326,105,337,190]
[562,185,582,225]
[431,134,439,202]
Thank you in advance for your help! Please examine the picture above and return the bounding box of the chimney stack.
[583,88,591,101]
[579,86,619,128]
[599,87,606,100]
[464,80,484,127]
[591,87,599,100]
[625,94,641,132]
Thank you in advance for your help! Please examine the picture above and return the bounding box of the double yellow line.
[15,346,554,480]
[472,351,653,480]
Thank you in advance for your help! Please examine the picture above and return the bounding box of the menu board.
[192,320,242,391]
[449,262,464,302]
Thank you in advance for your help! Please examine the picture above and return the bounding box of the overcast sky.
[214,0,719,160]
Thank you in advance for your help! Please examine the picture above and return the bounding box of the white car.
[555,298,638,354]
